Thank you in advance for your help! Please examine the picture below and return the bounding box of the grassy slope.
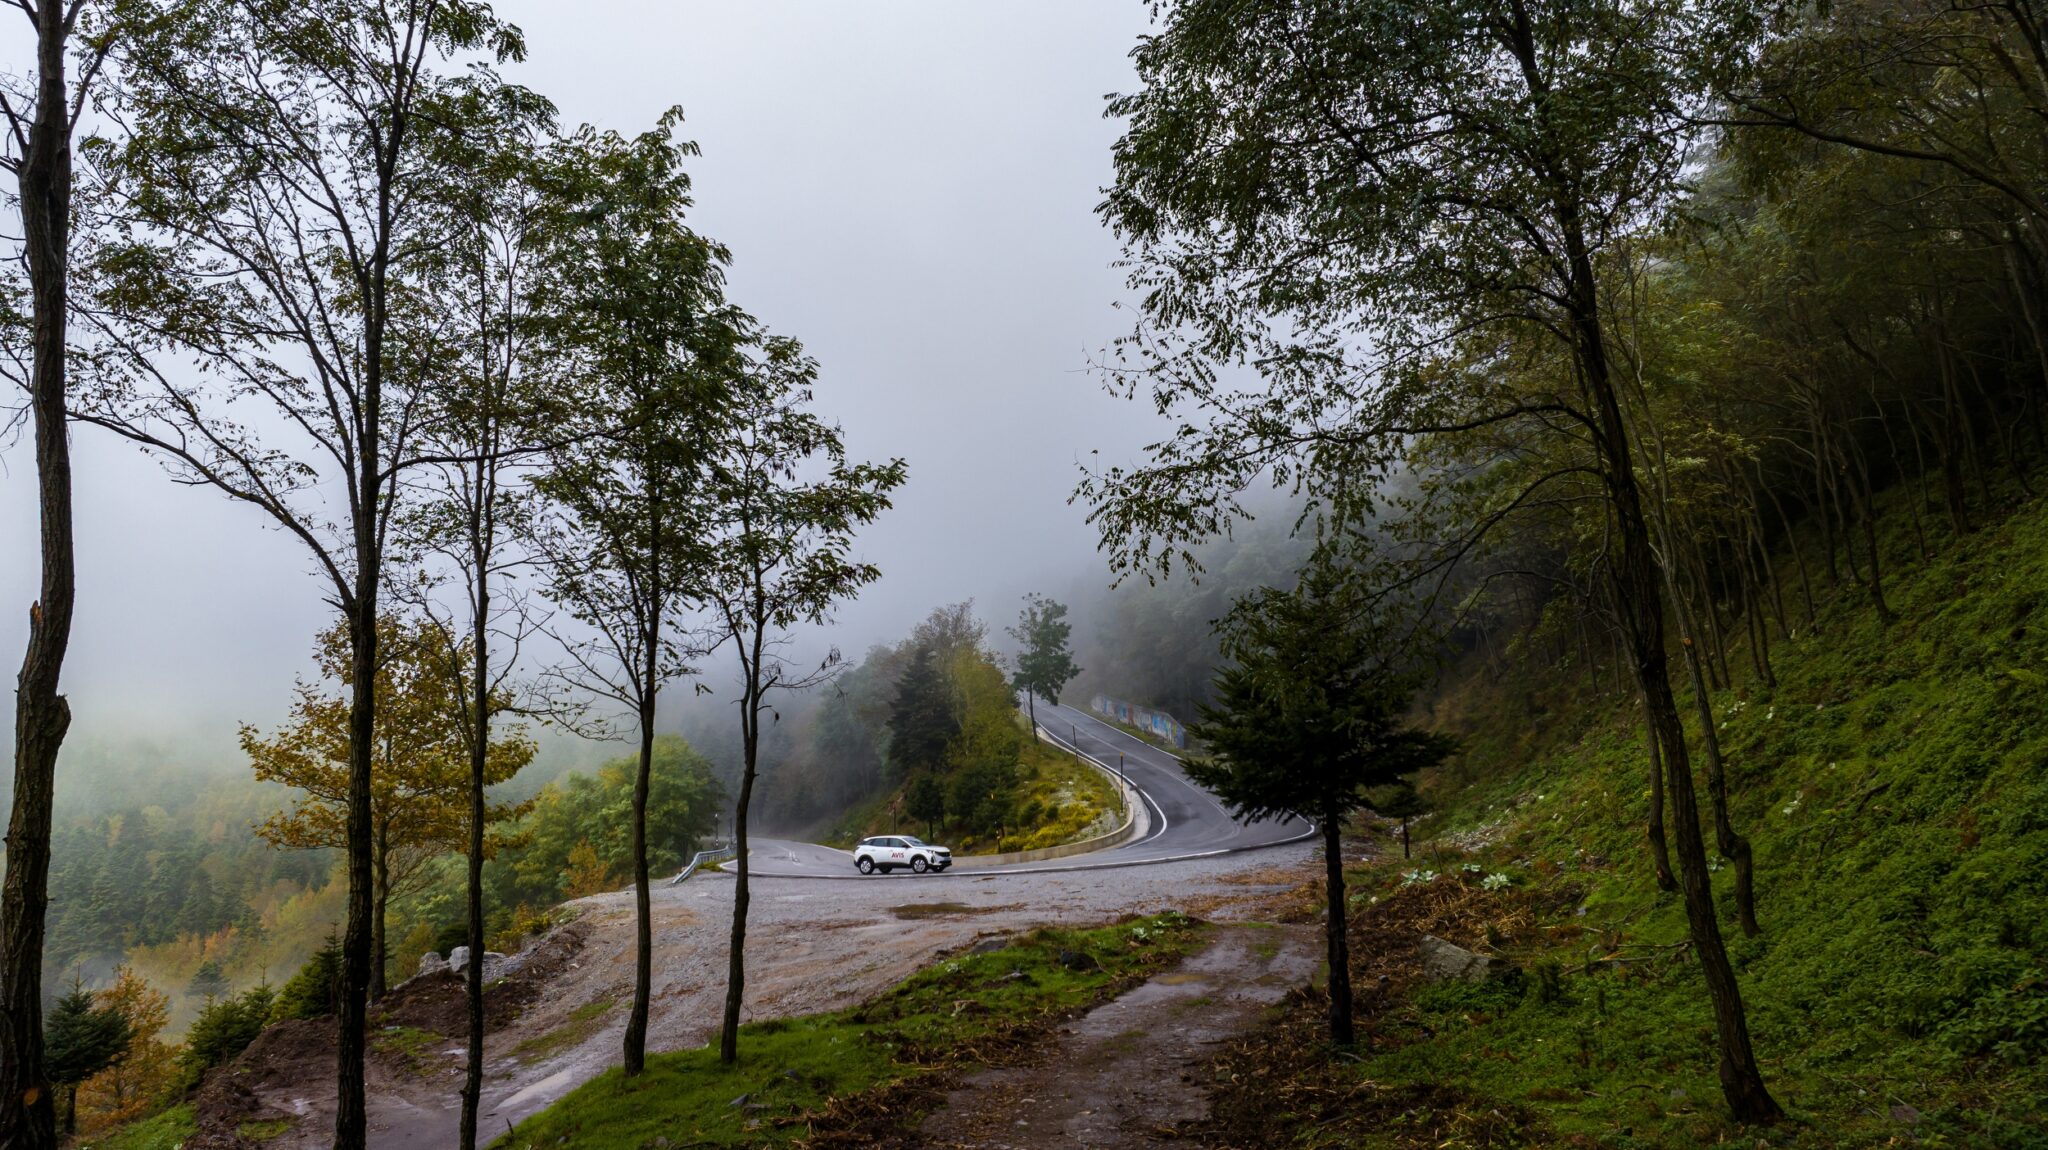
[1281,483,2048,1147]
[826,719,1121,853]
[490,912,1202,1149]
[73,1104,196,1150]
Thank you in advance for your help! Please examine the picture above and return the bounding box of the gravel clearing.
[240,840,1316,1148]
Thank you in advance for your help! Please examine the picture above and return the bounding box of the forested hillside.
[39,749,332,1007]
[678,600,1110,850]
[1193,471,2048,1147]
[1075,0,2048,1138]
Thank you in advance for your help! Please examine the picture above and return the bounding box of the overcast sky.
[0,2,1171,756]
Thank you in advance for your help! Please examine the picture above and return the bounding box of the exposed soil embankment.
[184,921,592,1149]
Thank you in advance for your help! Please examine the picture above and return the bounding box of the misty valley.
[4,2,2048,1150]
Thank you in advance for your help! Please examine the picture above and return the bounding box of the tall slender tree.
[79,3,526,1142]
[399,78,555,1148]
[0,3,114,1143]
[1007,592,1080,730]
[530,112,742,1079]
[701,338,904,1066]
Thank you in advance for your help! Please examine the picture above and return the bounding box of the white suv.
[853,835,952,875]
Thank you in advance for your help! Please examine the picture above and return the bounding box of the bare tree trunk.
[372,824,391,999]
[1930,352,1971,535]
[0,7,77,1144]
[1758,476,1816,632]
[337,600,379,1150]
[1677,635,1761,937]
[720,602,786,1066]
[1640,694,1677,892]
[1844,437,1893,623]
[1562,233,1781,1121]
[1322,812,1354,1046]
[460,564,491,1149]
[1812,431,1840,586]
[624,684,656,1077]
[721,644,763,1065]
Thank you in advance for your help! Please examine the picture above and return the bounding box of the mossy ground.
[510,997,616,1064]
[1205,481,2048,1147]
[490,911,1203,1149]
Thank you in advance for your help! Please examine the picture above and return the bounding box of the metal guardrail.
[668,843,736,885]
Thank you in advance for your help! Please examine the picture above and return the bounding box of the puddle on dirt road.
[889,901,1021,919]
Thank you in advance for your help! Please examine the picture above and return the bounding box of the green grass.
[1006,733,1123,850]
[374,1023,450,1077]
[237,1116,294,1140]
[1292,477,2048,1147]
[76,1104,196,1150]
[490,911,1203,1149]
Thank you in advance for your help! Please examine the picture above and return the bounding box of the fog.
[0,2,1180,775]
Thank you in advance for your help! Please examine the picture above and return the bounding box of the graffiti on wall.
[1089,695,1188,749]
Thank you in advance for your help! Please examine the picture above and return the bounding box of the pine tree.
[44,980,130,1135]
[887,646,956,779]
[1190,563,1454,1047]
[175,869,217,939]
[184,961,227,1003]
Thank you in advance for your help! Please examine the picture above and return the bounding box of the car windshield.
[901,836,926,846]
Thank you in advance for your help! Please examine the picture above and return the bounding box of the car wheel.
[857,857,874,875]
[912,855,929,874]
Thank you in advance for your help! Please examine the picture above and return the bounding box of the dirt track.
[236,842,1316,1148]
[916,923,1321,1148]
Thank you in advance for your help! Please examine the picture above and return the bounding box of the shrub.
[269,937,341,1023]
[175,985,275,1091]
[431,919,471,956]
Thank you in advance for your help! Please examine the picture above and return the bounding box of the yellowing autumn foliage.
[242,617,536,994]
[74,968,173,1134]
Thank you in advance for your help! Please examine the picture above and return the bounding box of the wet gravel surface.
[329,842,1317,1149]
[917,923,1321,1149]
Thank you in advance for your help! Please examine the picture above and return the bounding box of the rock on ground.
[1418,933,1511,982]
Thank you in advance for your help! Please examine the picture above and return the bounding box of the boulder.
[1419,934,1511,982]
[1057,949,1100,972]
[969,937,1011,955]
[447,946,508,980]
[415,952,443,979]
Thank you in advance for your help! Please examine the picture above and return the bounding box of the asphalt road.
[737,700,1314,880]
